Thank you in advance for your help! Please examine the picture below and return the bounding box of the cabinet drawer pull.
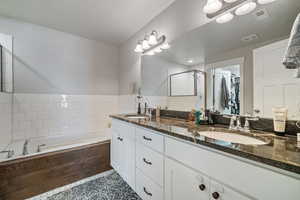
[117,137,123,141]
[143,187,152,196]
[212,192,220,199]
[198,184,206,191]
[143,158,152,165]
[143,136,152,141]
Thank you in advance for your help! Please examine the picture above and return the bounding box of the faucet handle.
[37,144,46,152]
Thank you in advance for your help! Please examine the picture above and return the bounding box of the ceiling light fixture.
[257,0,276,5]
[235,1,257,16]
[216,12,234,23]
[187,59,194,63]
[134,31,170,55]
[203,0,223,14]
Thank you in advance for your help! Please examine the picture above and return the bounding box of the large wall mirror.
[141,0,300,119]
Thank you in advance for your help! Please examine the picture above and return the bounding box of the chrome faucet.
[224,113,260,132]
[243,115,260,133]
[22,139,29,155]
[0,150,14,158]
[37,144,46,152]
[224,115,238,130]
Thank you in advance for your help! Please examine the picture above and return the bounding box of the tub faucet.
[0,150,14,158]
[23,139,29,155]
[37,144,46,152]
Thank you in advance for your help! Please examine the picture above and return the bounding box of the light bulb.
[235,2,257,16]
[134,42,143,53]
[149,31,158,45]
[161,42,170,50]
[142,39,150,50]
[216,12,234,23]
[257,0,276,4]
[224,0,238,3]
[154,48,162,53]
[203,0,223,14]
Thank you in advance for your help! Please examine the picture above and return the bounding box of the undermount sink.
[125,114,148,119]
[197,131,267,145]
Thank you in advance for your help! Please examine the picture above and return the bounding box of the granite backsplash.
[156,109,300,136]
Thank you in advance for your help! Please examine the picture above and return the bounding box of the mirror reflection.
[141,0,300,119]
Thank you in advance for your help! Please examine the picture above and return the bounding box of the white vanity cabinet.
[165,158,210,200]
[165,158,251,200]
[111,119,136,189]
[111,119,300,200]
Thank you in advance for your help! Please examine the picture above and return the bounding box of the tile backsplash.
[0,93,12,148]
[12,94,119,141]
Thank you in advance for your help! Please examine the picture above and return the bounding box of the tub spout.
[0,150,14,158]
[37,144,46,152]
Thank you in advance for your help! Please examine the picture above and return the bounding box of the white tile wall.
[12,94,119,141]
[0,93,12,149]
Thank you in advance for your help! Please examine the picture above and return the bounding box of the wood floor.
[0,141,112,200]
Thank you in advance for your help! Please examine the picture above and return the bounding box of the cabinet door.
[165,158,210,200]
[111,130,121,172]
[210,180,252,200]
[121,132,136,189]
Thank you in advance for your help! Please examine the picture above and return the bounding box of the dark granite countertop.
[110,114,300,175]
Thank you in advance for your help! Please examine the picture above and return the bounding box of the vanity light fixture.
[203,0,223,14]
[216,12,234,23]
[142,38,150,50]
[134,41,143,53]
[257,0,276,4]
[134,30,170,55]
[148,31,158,45]
[204,0,277,24]
[224,0,238,3]
[235,1,257,16]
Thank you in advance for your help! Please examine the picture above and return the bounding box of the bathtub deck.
[0,141,112,200]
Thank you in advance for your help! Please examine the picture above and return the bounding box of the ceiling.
[157,0,300,66]
[0,0,175,45]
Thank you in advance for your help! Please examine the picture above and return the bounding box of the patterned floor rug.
[47,172,141,200]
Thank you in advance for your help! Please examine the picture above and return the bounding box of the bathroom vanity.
[110,115,300,200]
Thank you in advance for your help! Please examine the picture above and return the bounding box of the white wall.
[0,16,119,95]
[0,17,120,144]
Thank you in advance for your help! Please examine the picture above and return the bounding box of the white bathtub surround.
[27,169,115,200]
[0,133,111,163]
[12,93,118,141]
[0,93,12,150]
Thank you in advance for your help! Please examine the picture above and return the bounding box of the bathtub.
[0,132,111,162]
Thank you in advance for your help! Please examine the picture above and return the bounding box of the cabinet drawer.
[136,143,164,186]
[136,127,164,153]
[136,169,163,200]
